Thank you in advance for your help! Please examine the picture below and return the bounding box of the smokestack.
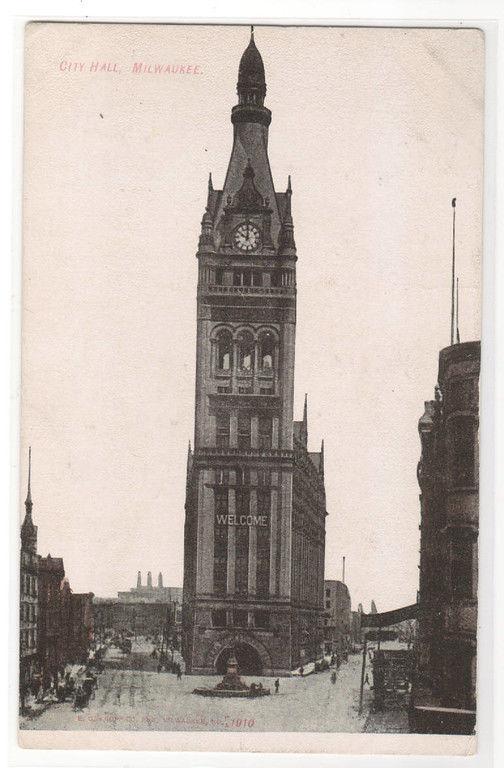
[147,571,152,588]
[158,572,163,588]
[137,571,141,589]
[342,556,346,584]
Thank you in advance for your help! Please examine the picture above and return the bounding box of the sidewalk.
[363,700,410,733]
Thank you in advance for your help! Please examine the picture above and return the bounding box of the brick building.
[37,554,65,687]
[323,580,352,656]
[19,448,39,703]
[60,579,94,663]
[182,31,326,676]
[411,340,480,734]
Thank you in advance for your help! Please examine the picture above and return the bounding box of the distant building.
[93,599,182,646]
[411,341,480,734]
[19,448,39,704]
[117,571,182,604]
[323,580,351,655]
[351,603,364,647]
[37,554,65,687]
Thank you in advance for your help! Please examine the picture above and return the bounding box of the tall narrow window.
[256,489,271,597]
[237,331,254,372]
[259,332,275,371]
[216,412,230,448]
[235,487,250,595]
[215,268,224,285]
[259,416,272,449]
[451,538,473,598]
[216,331,232,371]
[235,526,249,595]
[214,488,228,594]
[238,413,251,450]
[451,417,476,487]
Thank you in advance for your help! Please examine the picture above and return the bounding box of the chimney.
[137,571,141,589]
[147,571,152,588]
[158,572,163,588]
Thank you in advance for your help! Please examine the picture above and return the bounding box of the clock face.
[234,223,261,252]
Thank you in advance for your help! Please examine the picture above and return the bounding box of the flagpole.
[456,277,460,344]
[450,198,456,345]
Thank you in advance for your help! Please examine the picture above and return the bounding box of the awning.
[361,603,418,628]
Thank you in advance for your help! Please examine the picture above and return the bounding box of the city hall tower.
[182,30,326,676]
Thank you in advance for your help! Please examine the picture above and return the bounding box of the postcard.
[18,21,483,754]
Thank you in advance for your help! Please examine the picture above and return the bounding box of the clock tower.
[182,30,326,676]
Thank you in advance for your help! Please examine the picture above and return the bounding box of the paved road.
[21,652,369,733]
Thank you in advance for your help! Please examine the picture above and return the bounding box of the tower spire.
[25,446,32,510]
[21,446,37,553]
[235,27,267,111]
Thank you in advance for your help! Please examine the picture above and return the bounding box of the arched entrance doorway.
[215,643,263,675]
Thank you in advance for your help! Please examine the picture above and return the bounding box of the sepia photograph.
[17,21,484,753]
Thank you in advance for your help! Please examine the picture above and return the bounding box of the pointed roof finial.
[26,446,32,505]
[208,172,213,192]
[251,25,254,41]
[287,175,292,194]
[301,393,308,445]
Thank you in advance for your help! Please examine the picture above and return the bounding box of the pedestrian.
[364,673,370,686]
[331,671,337,685]
[177,666,182,680]
[274,678,279,694]
[299,665,304,677]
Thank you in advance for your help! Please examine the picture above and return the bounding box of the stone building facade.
[411,340,480,734]
[322,580,352,656]
[20,448,39,702]
[182,31,326,676]
[37,554,66,687]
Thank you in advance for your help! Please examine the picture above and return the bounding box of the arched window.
[216,330,232,371]
[237,331,254,372]
[259,331,275,371]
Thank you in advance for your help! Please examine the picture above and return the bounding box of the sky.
[20,24,483,612]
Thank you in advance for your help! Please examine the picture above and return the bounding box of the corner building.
[183,32,327,676]
[411,341,479,734]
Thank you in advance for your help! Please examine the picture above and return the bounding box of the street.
[21,646,372,733]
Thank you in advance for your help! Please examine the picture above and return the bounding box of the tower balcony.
[201,284,295,297]
[193,446,294,465]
